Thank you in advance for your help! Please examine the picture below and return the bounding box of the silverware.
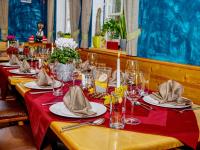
[41,101,58,106]
[134,101,153,110]
[177,107,200,113]
[61,118,105,132]
[30,91,52,95]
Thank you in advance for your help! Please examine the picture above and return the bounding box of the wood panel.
[79,48,200,105]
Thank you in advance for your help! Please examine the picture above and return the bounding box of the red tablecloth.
[0,65,199,149]
[0,64,35,99]
[23,83,199,150]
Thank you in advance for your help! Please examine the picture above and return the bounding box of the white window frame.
[56,0,71,38]
[105,0,123,18]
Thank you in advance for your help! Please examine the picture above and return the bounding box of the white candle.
[51,43,54,54]
[7,41,9,48]
[117,52,121,88]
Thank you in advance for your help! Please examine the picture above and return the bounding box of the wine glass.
[125,60,139,85]
[87,53,98,66]
[139,69,150,96]
[125,71,143,125]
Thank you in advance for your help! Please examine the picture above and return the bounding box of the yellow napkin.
[63,86,96,117]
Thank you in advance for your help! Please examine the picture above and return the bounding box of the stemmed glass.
[125,71,143,125]
[125,60,141,125]
[87,53,98,66]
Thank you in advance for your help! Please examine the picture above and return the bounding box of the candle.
[7,41,9,48]
[51,43,54,54]
[117,52,121,88]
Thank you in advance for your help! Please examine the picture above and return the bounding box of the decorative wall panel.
[138,0,200,66]
[8,0,47,41]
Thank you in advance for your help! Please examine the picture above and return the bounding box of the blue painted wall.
[138,0,200,66]
[8,0,47,42]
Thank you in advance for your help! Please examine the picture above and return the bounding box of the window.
[56,0,71,38]
[105,0,123,18]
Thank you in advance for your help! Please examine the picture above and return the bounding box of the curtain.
[0,0,8,40]
[124,0,140,56]
[80,0,92,48]
[47,0,54,42]
[69,0,81,43]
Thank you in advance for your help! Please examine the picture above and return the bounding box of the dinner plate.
[143,95,192,109]
[0,62,19,67]
[49,102,107,118]
[24,80,61,90]
[9,69,37,75]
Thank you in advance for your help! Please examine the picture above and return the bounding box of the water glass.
[87,53,98,66]
[93,67,112,93]
[109,92,126,129]
[81,72,95,90]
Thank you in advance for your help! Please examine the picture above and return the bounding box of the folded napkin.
[9,54,20,65]
[109,70,125,86]
[150,80,192,106]
[80,60,96,72]
[63,86,96,116]
[36,69,53,86]
[19,60,31,73]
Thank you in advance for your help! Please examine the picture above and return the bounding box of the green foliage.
[102,18,119,39]
[117,14,127,39]
[101,14,127,39]
[50,47,80,64]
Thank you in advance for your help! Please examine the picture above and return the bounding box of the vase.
[93,36,102,48]
[120,39,127,51]
[107,40,119,50]
[54,63,75,82]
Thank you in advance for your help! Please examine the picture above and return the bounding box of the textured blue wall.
[8,0,47,42]
[138,0,200,66]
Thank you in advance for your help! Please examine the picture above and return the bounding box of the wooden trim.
[79,48,200,104]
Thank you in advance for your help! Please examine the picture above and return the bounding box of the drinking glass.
[93,67,112,93]
[139,69,150,96]
[110,91,126,129]
[125,71,143,125]
[87,53,98,66]
[71,71,79,86]
[125,60,139,84]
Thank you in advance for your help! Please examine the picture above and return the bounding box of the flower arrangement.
[7,35,16,41]
[50,38,80,64]
[7,46,19,55]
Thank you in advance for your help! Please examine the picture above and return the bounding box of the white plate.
[24,80,61,90]
[49,102,107,118]
[0,62,19,67]
[9,69,37,75]
[143,95,191,109]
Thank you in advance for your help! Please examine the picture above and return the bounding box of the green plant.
[50,47,80,64]
[101,14,127,39]
[102,18,119,39]
[117,14,127,39]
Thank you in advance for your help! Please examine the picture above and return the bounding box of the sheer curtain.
[124,0,140,56]
[47,0,54,42]
[80,0,92,48]
[0,0,8,40]
[69,0,81,43]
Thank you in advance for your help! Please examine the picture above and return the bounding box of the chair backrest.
[0,42,7,52]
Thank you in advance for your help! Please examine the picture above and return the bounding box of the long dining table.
[0,64,200,150]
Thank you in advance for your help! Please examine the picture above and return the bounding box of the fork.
[177,107,200,113]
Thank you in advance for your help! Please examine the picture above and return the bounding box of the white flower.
[55,38,78,50]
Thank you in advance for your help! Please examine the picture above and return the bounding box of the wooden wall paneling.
[79,49,200,104]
